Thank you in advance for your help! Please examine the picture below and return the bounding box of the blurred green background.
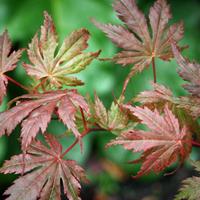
[0,0,200,199]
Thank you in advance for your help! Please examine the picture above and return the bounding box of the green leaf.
[175,161,200,200]
[93,94,135,134]
[24,12,100,90]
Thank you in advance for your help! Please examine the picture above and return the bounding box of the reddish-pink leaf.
[21,101,56,150]
[93,0,184,75]
[134,82,173,104]
[108,105,192,177]
[0,89,89,150]
[57,96,79,137]
[0,134,87,200]
[177,96,200,119]
[0,31,23,103]
[172,44,200,97]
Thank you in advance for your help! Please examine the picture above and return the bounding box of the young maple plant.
[0,0,200,199]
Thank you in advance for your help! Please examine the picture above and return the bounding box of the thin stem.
[61,138,79,158]
[61,127,104,158]
[121,69,136,96]
[152,57,157,83]
[80,107,88,130]
[192,140,200,148]
[5,75,30,92]
[32,77,48,93]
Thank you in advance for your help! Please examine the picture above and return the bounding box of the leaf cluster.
[0,0,199,199]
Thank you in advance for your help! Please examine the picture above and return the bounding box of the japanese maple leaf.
[172,44,200,97]
[134,83,200,133]
[0,31,23,104]
[134,82,173,105]
[24,12,100,89]
[93,0,184,75]
[175,161,200,200]
[107,105,192,177]
[0,134,87,200]
[0,89,89,150]
[93,94,131,134]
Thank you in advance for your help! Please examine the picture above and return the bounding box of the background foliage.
[0,0,200,199]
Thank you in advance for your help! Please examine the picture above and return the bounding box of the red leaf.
[134,82,173,104]
[0,90,89,150]
[93,0,184,75]
[172,44,200,97]
[108,105,192,177]
[0,31,23,103]
[0,134,87,200]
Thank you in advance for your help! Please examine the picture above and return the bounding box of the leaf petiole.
[5,75,30,92]
[192,140,200,148]
[61,126,104,158]
[152,57,157,83]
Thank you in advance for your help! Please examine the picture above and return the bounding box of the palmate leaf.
[93,0,184,75]
[0,134,87,200]
[134,83,200,119]
[107,104,192,177]
[93,94,131,134]
[24,12,100,89]
[0,31,23,104]
[172,44,200,97]
[135,80,200,119]
[175,161,200,200]
[134,82,174,105]
[134,83,200,135]
[0,89,89,150]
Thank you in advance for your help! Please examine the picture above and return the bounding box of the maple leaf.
[134,83,199,118]
[93,0,184,75]
[175,161,200,200]
[177,96,200,119]
[134,83,200,138]
[93,94,132,134]
[0,134,87,200]
[24,12,100,89]
[0,30,23,104]
[172,44,200,97]
[107,105,192,177]
[134,82,173,105]
[0,89,89,150]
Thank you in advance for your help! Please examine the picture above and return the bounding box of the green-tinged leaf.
[24,12,100,90]
[93,94,133,134]
[175,161,200,200]
[107,101,130,134]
